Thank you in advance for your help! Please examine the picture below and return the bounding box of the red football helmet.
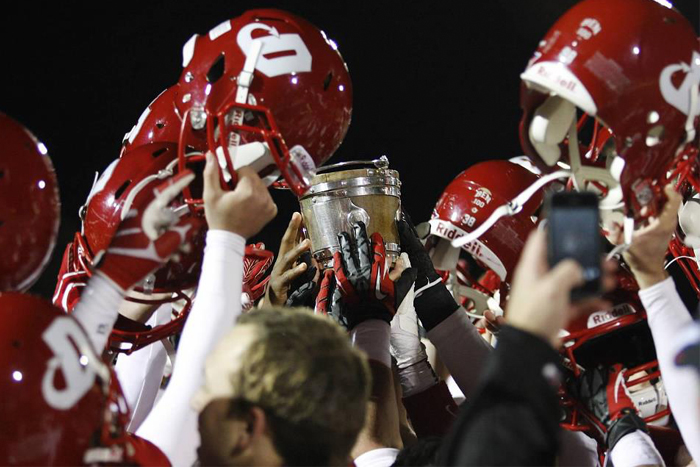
[175,9,352,201]
[428,160,543,286]
[0,292,131,465]
[121,85,191,154]
[0,113,60,292]
[559,266,670,441]
[56,142,206,353]
[520,0,700,224]
[424,160,553,322]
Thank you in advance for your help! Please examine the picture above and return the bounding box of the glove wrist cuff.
[605,409,648,450]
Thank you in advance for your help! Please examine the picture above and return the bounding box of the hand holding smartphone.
[546,192,602,301]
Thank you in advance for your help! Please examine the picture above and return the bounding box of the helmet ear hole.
[152,148,168,158]
[113,180,132,200]
[323,71,333,91]
[206,54,226,83]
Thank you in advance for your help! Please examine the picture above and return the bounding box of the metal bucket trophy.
[299,156,402,268]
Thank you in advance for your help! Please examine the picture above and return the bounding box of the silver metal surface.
[316,155,391,173]
[302,173,401,198]
[300,162,402,269]
[314,242,402,269]
[307,186,401,203]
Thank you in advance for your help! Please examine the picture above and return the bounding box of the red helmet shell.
[0,293,129,465]
[81,142,205,294]
[520,0,700,219]
[0,113,60,292]
[176,9,352,197]
[121,85,188,153]
[73,143,205,353]
[430,160,542,282]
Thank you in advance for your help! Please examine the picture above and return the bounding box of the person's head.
[193,307,370,466]
[0,293,132,465]
[0,113,59,292]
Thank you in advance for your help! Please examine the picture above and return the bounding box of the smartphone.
[546,192,602,301]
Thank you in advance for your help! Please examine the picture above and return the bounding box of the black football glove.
[397,213,459,331]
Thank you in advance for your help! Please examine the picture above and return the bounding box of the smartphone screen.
[547,192,602,300]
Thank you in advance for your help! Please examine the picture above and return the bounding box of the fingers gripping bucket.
[299,157,402,268]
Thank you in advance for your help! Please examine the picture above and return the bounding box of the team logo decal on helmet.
[659,51,700,117]
[236,23,313,77]
[41,317,105,411]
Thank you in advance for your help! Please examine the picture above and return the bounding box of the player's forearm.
[639,278,700,464]
[351,320,402,457]
[426,308,492,400]
[71,274,123,352]
[137,230,245,465]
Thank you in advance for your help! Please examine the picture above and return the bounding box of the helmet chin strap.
[541,114,633,259]
[430,238,504,320]
[235,40,263,105]
[451,169,569,248]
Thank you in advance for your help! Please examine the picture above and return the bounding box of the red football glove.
[53,240,89,312]
[94,170,203,293]
[314,269,342,321]
[329,222,416,329]
[242,243,274,310]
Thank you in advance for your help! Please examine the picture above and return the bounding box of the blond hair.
[215,307,370,465]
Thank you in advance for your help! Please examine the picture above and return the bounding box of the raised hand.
[331,222,416,329]
[506,229,612,348]
[397,215,460,331]
[241,243,275,310]
[285,252,320,307]
[265,212,314,306]
[314,269,342,321]
[202,152,277,238]
[96,170,203,293]
[611,185,682,289]
[570,364,648,448]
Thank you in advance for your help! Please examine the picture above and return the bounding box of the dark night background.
[0,1,697,299]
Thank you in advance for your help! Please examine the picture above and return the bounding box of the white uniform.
[137,230,245,466]
[639,277,700,464]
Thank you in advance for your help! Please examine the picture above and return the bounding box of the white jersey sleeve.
[558,429,600,467]
[638,277,700,464]
[136,230,246,466]
[71,274,123,352]
[608,430,665,467]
